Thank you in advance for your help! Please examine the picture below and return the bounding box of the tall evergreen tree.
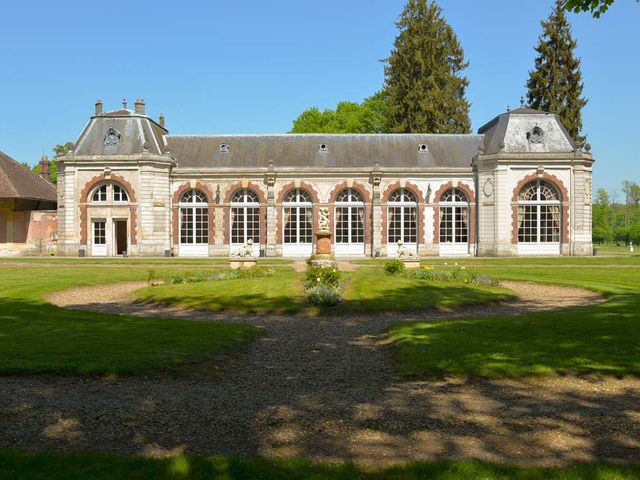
[384,0,470,134]
[526,1,588,145]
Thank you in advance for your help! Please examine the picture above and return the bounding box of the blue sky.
[0,0,637,193]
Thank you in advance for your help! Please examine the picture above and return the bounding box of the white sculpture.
[231,239,255,258]
[318,207,330,231]
[396,240,416,258]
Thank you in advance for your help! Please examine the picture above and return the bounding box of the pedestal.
[229,259,257,269]
[311,230,333,265]
[402,259,420,269]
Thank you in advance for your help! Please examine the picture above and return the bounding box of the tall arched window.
[335,188,365,255]
[179,189,209,256]
[231,188,260,256]
[388,188,417,254]
[439,188,469,255]
[517,179,561,254]
[283,188,313,256]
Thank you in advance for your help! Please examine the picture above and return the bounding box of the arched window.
[439,188,469,250]
[113,185,129,202]
[179,189,209,255]
[92,185,107,203]
[517,180,561,245]
[91,183,130,203]
[388,188,417,247]
[283,188,313,256]
[231,188,260,250]
[335,188,364,254]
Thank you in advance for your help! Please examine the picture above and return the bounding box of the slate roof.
[74,109,168,156]
[166,134,483,170]
[0,151,57,202]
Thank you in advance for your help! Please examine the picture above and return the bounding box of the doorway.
[114,220,127,256]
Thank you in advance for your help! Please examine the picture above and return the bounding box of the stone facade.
[56,101,594,258]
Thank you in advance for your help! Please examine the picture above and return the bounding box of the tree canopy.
[290,91,388,134]
[383,0,471,134]
[526,0,588,145]
[31,141,74,184]
[563,0,615,17]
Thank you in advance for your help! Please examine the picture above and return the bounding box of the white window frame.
[230,188,261,257]
[516,179,561,256]
[178,189,209,257]
[387,188,418,257]
[282,188,313,257]
[439,188,470,256]
[334,188,365,256]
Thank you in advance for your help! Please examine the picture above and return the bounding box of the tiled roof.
[0,151,57,202]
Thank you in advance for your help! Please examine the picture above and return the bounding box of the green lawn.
[389,259,640,378]
[137,269,307,314]
[0,266,258,375]
[2,450,640,480]
[136,268,512,315]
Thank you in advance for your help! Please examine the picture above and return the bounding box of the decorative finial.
[122,98,127,109]
[520,96,525,108]
[506,105,511,112]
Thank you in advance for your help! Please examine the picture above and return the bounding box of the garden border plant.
[304,261,343,307]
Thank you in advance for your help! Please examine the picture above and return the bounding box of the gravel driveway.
[3,280,637,467]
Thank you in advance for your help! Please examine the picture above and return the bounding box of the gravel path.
[3,279,635,468]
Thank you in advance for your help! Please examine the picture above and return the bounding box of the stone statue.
[396,240,416,259]
[318,207,330,231]
[231,239,255,258]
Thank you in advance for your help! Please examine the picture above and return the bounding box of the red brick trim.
[327,181,373,245]
[510,172,569,245]
[172,182,216,246]
[381,181,425,245]
[432,181,476,245]
[276,182,321,244]
[222,182,267,246]
[79,174,138,246]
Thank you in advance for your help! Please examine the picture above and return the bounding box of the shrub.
[307,285,341,306]
[384,259,406,275]
[169,267,275,285]
[305,264,342,291]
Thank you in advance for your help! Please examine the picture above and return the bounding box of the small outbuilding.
[0,151,58,256]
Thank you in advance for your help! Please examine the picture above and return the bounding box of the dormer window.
[527,127,544,144]
[418,143,428,152]
[219,143,230,153]
[319,143,328,153]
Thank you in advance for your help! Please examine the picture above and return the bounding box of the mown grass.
[389,260,640,378]
[136,268,512,315]
[0,266,258,375]
[2,450,640,480]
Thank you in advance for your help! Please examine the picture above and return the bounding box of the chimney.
[135,98,146,115]
[39,155,50,182]
[159,113,165,128]
[95,99,103,115]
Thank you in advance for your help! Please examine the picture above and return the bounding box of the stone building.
[0,151,57,256]
[55,99,594,258]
